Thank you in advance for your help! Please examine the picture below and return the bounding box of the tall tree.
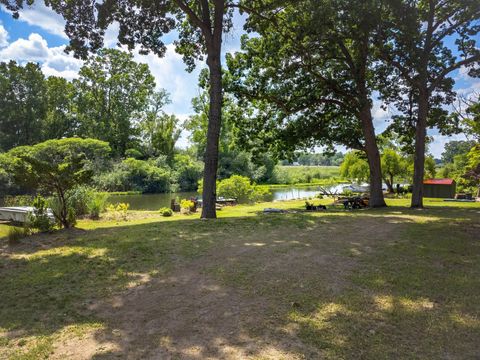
[340,151,370,184]
[378,0,480,207]
[0,61,47,151]
[44,76,78,140]
[1,0,238,218]
[74,49,155,156]
[463,144,480,196]
[1,138,111,228]
[452,93,480,140]
[381,148,407,192]
[140,91,182,164]
[228,0,387,207]
[441,140,477,164]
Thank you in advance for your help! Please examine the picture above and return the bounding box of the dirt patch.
[48,215,402,359]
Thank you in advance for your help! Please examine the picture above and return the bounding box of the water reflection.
[108,184,347,211]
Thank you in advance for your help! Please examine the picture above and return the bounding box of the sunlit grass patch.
[0,198,479,358]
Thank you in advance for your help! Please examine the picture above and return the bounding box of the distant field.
[274,165,341,184]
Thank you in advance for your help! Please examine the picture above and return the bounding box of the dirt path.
[50,215,400,359]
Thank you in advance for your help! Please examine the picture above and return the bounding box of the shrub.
[216,175,271,203]
[48,197,77,228]
[94,158,171,193]
[30,196,55,232]
[342,189,354,197]
[107,202,130,220]
[180,199,195,214]
[125,148,144,159]
[67,186,94,216]
[67,207,77,227]
[174,160,203,191]
[159,207,173,217]
[2,195,35,207]
[87,193,108,219]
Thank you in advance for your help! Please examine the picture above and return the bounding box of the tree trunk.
[385,176,394,193]
[201,49,223,219]
[411,88,428,208]
[359,104,386,207]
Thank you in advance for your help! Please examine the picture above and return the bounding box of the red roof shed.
[423,178,456,198]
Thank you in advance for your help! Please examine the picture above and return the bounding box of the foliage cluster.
[106,203,130,221]
[0,138,111,228]
[159,207,173,217]
[215,175,271,204]
[180,199,195,214]
[29,196,54,233]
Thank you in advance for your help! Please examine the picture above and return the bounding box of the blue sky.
[0,2,478,157]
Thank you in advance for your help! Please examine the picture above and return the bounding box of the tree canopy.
[1,138,111,227]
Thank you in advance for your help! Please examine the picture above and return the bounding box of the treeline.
[224,0,480,209]
[0,49,174,158]
[440,140,480,196]
[280,152,345,166]
[0,51,344,197]
[0,49,207,195]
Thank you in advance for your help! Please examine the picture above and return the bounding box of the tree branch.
[430,53,480,91]
[174,0,211,36]
[200,0,212,33]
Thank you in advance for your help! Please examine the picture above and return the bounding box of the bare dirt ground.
[50,215,394,360]
[3,208,479,359]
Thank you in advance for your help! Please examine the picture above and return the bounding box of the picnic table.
[335,197,369,210]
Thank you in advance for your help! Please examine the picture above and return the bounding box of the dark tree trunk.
[359,103,387,207]
[355,37,386,208]
[57,188,71,228]
[385,176,394,193]
[411,88,428,208]
[201,48,223,219]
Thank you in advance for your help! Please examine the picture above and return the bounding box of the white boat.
[0,206,55,223]
[342,184,370,193]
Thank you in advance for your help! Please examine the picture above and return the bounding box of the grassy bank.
[1,199,479,359]
[274,165,341,185]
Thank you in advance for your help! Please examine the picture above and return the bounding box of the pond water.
[108,183,348,211]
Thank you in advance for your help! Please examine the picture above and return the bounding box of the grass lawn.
[1,199,479,359]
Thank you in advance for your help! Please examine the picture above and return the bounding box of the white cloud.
[427,133,469,158]
[0,24,8,48]
[0,33,49,61]
[104,22,120,48]
[132,43,205,115]
[0,33,82,79]
[456,79,480,98]
[1,1,67,39]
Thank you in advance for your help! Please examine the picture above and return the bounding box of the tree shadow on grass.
[0,208,478,358]
[287,217,480,358]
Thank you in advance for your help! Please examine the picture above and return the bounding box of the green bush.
[67,207,77,227]
[159,207,173,217]
[180,199,195,214]
[30,196,54,232]
[216,175,271,203]
[125,148,144,159]
[48,197,77,228]
[67,186,94,216]
[94,158,171,193]
[88,193,108,219]
[2,195,35,207]
[107,202,130,220]
[174,156,204,191]
[342,189,354,197]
